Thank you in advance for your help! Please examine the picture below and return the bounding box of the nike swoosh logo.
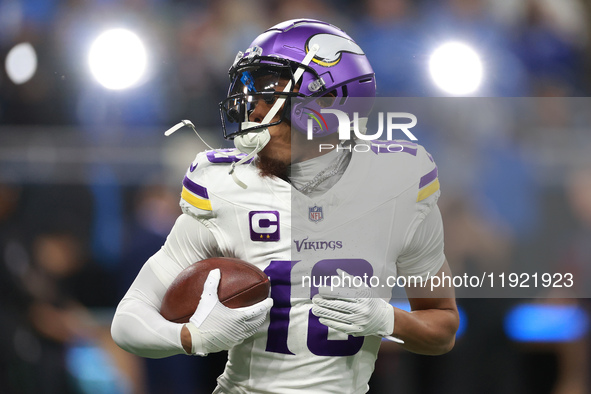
[189,162,198,172]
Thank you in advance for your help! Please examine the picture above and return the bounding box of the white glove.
[311,269,395,338]
[185,268,273,356]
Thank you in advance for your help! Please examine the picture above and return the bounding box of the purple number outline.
[264,260,297,354]
[264,258,373,357]
[206,149,253,164]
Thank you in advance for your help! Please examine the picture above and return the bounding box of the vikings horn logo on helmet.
[306,33,365,67]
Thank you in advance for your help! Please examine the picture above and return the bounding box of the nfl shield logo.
[309,205,323,223]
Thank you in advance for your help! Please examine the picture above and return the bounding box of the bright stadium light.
[88,28,147,90]
[429,42,483,95]
[5,42,37,85]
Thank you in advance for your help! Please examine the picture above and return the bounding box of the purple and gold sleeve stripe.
[182,176,212,211]
[417,166,440,202]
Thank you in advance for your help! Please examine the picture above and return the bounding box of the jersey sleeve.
[179,149,250,220]
[415,147,440,207]
[179,152,216,220]
[148,213,221,287]
[396,147,445,279]
[396,204,445,279]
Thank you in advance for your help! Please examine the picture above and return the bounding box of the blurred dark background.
[1,0,591,393]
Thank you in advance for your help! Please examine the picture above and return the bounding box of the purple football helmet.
[220,19,376,139]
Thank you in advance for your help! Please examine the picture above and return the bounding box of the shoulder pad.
[198,148,253,167]
[179,149,254,219]
[416,145,439,203]
[364,139,440,205]
[410,145,440,220]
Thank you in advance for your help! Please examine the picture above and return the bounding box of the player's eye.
[246,92,275,106]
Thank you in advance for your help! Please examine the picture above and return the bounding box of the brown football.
[160,257,270,323]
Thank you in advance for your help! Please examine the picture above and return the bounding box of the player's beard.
[257,155,290,182]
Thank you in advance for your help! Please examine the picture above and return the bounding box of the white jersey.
[174,141,444,393]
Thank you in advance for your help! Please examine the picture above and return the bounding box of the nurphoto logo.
[306,109,418,141]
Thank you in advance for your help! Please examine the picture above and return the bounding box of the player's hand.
[311,269,394,338]
[185,268,273,356]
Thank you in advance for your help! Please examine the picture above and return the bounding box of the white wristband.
[184,322,207,356]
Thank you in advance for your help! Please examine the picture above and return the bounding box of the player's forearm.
[111,297,187,358]
[111,261,189,358]
[395,260,459,355]
[391,306,459,355]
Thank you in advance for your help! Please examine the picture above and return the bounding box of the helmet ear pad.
[290,95,340,138]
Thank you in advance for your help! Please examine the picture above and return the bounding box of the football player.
[112,19,459,393]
